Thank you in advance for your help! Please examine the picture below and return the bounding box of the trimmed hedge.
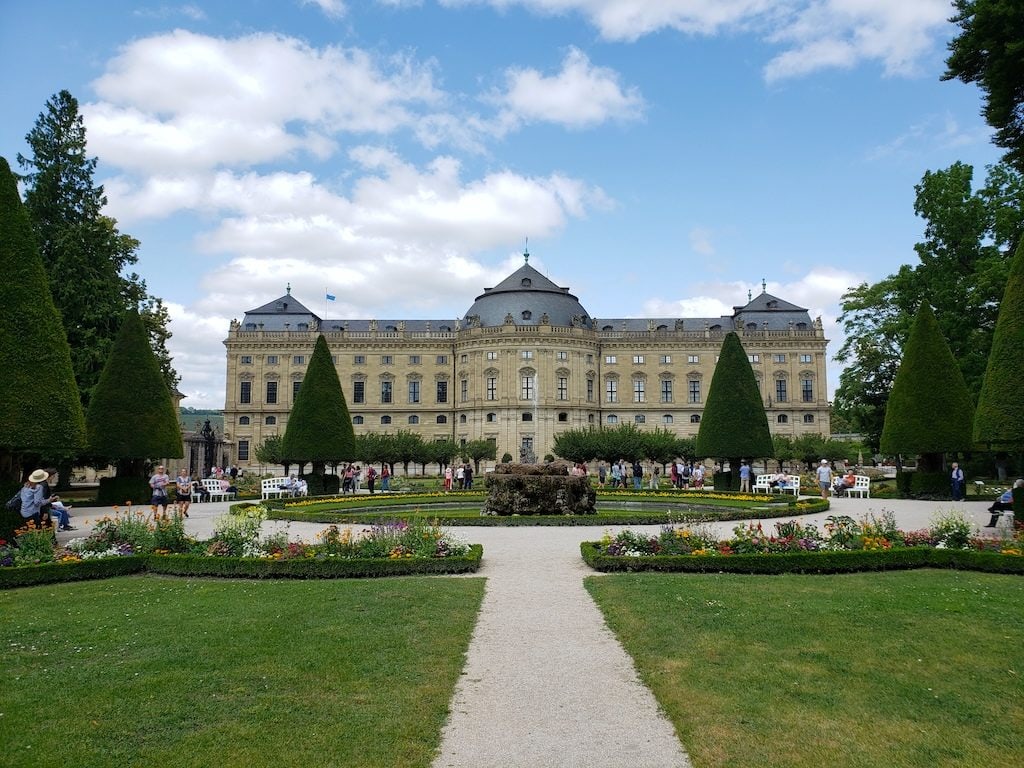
[96,476,154,506]
[0,546,482,589]
[581,542,1024,575]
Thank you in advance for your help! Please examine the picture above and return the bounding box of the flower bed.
[0,506,480,589]
[582,511,1024,575]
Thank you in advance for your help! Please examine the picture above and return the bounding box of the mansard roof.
[463,263,593,328]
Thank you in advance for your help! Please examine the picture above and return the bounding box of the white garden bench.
[834,475,871,498]
[202,478,234,502]
[753,474,800,496]
[261,477,287,500]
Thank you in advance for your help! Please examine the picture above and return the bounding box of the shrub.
[930,510,972,549]
[96,476,152,505]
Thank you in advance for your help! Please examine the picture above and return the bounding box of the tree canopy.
[0,155,85,479]
[85,310,183,475]
[944,0,1024,173]
[879,303,975,464]
[552,425,692,465]
[695,332,774,461]
[17,90,177,403]
[974,239,1024,451]
[834,161,1023,451]
[280,335,354,471]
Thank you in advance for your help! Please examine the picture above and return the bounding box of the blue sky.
[0,0,1001,408]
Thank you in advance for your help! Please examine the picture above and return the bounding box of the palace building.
[223,256,829,470]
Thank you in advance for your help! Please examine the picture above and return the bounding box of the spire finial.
[748,288,752,302]
[523,237,529,264]
[761,278,766,293]
[286,282,292,295]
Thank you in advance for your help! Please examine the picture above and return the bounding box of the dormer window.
[521,311,532,320]
[521,278,532,287]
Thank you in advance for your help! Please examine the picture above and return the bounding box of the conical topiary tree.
[695,332,774,489]
[85,309,182,479]
[880,302,974,476]
[281,334,355,493]
[0,155,85,485]
[974,239,1024,459]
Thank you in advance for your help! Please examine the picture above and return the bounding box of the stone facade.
[223,260,830,470]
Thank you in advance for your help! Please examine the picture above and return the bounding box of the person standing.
[950,462,965,501]
[463,463,473,490]
[632,460,643,490]
[366,465,377,494]
[739,461,751,493]
[456,464,465,490]
[19,469,55,529]
[175,468,192,517]
[443,465,453,492]
[816,459,832,500]
[381,463,391,491]
[649,464,659,490]
[150,465,171,519]
[597,461,607,487]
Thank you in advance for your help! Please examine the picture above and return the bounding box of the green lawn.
[1,576,485,767]
[586,570,1024,768]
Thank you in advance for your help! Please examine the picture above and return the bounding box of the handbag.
[5,492,21,513]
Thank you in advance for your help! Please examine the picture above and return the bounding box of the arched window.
[607,415,618,424]
[238,416,250,425]
[588,414,595,423]
[486,412,497,423]
[803,414,815,423]
[558,412,568,422]
[381,415,392,425]
[662,414,673,424]
[408,415,419,425]
[436,415,447,424]
[521,278,532,287]
[602,325,614,331]
[777,414,789,424]
[265,416,277,425]
[353,415,364,425]
[521,310,532,320]
[459,414,467,423]
[690,414,701,423]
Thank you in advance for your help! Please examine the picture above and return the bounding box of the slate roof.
[462,263,593,328]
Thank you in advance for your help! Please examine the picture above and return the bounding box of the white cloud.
[495,47,644,128]
[865,112,991,161]
[301,0,347,19]
[132,4,207,20]
[440,0,952,81]
[689,226,715,256]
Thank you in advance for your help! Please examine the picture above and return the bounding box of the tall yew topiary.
[974,239,1024,456]
[0,155,85,485]
[695,332,774,489]
[281,334,354,492]
[85,309,182,478]
[880,302,974,473]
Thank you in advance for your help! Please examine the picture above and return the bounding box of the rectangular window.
[688,380,701,403]
[748,354,760,363]
[776,379,788,402]
[556,351,568,361]
[293,356,305,365]
[331,355,338,364]
[586,354,594,364]
[354,355,365,365]
[660,355,672,364]
[800,354,813,364]
[687,355,699,364]
[521,350,533,360]
[486,351,498,360]
[237,440,250,462]
[353,381,365,404]
[292,380,301,400]
[436,355,448,365]
[661,379,673,403]
[460,354,468,363]
[409,380,421,404]
[521,376,534,400]
[409,355,421,365]
[605,355,617,364]
[802,379,814,402]
[635,415,646,424]
[437,381,448,403]
[266,355,278,365]
[266,381,278,404]
[460,379,468,402]
[240,381,251,404]
[381,380,393,404]
[486,377,497,401]
[557,377,567,400]
[773,354,786,363]
[240,355,252,365]
[606,379,618,403]
[634,379,645,403]
[381,355,393,365]
[633,355,645,365]
[586,378,594,402]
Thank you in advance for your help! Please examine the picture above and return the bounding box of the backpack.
[5,492,21,514]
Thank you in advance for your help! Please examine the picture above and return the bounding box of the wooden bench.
[261,477,287,500]
[202,478,234,502]
[753,475,800,496]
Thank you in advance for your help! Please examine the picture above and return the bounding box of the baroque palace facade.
[223,258,830,470]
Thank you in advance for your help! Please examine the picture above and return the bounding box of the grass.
[0,575,485,767]
[586,570,1024,768]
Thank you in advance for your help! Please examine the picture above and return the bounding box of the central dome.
[463,263,592,328]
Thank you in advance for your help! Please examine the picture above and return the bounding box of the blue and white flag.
[326,293,336,301]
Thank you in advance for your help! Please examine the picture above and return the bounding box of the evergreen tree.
[0,156,85,482]
[974,239,1024,453]
[695,332,774,488]
[17,90,178,401]
[280,335,355,482]
[880,303,975,471]
[85,310,183,476]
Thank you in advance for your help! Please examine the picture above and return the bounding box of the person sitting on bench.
[985,479,1023,527]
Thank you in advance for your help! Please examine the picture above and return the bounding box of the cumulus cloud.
[494,47,644,128]
[301,0,347,19]
[440,0,952,81]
